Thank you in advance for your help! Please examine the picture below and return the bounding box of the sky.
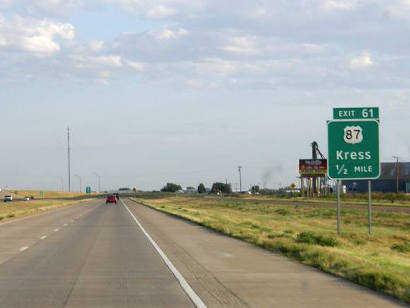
[0,0,409,192]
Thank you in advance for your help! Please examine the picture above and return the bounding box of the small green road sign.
[333,107,379,120]
[328,120,380,180]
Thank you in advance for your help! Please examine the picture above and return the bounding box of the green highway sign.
[327,120,380,180]
[333,107,379,120]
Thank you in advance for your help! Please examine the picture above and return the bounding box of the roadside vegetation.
[0,198,93,221]
[0,190,89,199]
[131,194,410,303]
[244,192,410,208]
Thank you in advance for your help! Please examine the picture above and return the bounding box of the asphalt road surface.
[0,199,405,307]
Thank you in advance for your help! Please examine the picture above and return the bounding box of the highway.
[0,199,405,307]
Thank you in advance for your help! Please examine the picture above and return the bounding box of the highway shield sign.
[328,120,380,180]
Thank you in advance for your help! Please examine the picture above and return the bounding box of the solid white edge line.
[121,199,206,308]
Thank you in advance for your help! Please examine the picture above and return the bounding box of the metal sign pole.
[337,180,342,236]
[368,180,372,236]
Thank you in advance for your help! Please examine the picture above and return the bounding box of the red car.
[106,195,117,204]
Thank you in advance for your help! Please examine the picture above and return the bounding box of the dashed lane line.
[19,246,29,252]
[40,235,47,240]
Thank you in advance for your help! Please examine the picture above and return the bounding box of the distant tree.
[211,182,232,194]
[251,185,260,194]
[197,183,206,194]
[161,183,182,192]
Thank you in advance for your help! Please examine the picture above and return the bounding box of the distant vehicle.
[23,196,31,201]
[106,195,117,204]
[113,193,120,200]
[118,188,131,192]
[4,195,13,202]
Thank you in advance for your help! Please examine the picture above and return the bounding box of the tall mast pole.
[393,156,399,193]
[238,166,242,193]
[67,127,71,192]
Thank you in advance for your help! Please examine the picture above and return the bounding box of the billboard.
[299,159,327,177]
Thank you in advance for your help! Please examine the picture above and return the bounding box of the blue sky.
[0,0,409,191]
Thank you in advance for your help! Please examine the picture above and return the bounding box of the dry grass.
[131,194,410,303]
[224,193,410,208]
[0,198,93,221]
[0,190,90,199]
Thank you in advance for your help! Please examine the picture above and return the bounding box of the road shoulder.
[125,199,406,308]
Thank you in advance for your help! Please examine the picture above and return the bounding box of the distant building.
[183,187,197,194]
[343,162,410,193]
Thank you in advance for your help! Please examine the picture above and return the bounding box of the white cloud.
[126,60,145,72]
[104,0,205,18]
[1,0,84,16]
[147,5,176,18]
[349,52,374,69]
[0,15,74,54]
[222,36,260,55]
[91,55,122,67]
[322,0,358,11]
[0,0,14,9]
[89,40,105,52]
[384,0,410,20]
[153,28,188,40]
[186,79,204,88]
[34,0,83,12]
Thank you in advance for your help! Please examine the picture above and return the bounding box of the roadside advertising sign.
[299,159,327,177]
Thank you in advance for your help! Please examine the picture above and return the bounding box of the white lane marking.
[121,199,206,308]
[54,228,59,232]
[63,223,68,227]
[40,235,47,240]
[20,246,29,252]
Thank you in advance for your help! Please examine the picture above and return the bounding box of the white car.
[3,195,13,202]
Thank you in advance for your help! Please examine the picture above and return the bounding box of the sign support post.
[337,180,342,236]
[368,180,372,236]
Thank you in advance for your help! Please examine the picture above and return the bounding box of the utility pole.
[238,166,242,193]
[67,127,71,192]
[393,156,400,193]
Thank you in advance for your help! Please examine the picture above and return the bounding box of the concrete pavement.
[124,198,407,308]
[0,199,194,307]
[0,197,405,307]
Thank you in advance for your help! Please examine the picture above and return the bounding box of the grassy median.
[131,194,410,303]
[0,198,93,221]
